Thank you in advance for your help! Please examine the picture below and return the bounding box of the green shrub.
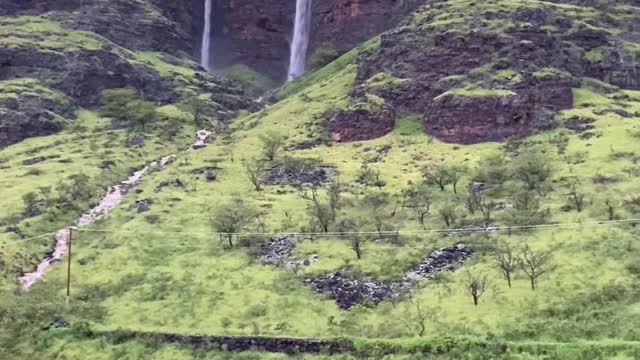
[309,43,339,71]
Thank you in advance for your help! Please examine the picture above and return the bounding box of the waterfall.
[200,0,212,71]
[288,0,312,80]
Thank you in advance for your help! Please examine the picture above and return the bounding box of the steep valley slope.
[1,0,640,359]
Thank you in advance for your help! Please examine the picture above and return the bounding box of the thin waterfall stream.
[288,0,312,80]
[201,0,213,71]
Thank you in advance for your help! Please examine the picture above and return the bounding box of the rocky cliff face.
[212,0,423,81]
[341,0,640,144]
[0,0,253,147]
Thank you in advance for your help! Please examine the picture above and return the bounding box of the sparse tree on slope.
[519,244,556,290]
[211,196,257,247]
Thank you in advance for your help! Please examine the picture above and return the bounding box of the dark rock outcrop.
[263,162,335,186]
[258,235,319,270]
[564,116,596,134]
[328,95,396,143]
[425,91,532,144]
[155,178,185,193]
[0,80,74,147]
[352,1,639,144]
[101,331,355,354]
[306,244,474,309]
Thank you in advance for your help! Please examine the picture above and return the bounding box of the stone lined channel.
[19,129,213,290]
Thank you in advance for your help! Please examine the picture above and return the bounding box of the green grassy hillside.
[2,0,640,359]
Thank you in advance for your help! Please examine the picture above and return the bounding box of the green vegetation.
[223,64,276,96]
[308,43,339,71]
[2,0,640,358]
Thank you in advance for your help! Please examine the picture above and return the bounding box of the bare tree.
[259,131,285,161]
[464,270,491,306]
[465,187,482,214]
[363,192,391,235]
[479,199,497,223]
[244,160,265,192]
[495,242,518,288]
[399,296,436,337]
[403,184,432,228]
[423,165,451,192]
[519,245,556,290]
[563,177,586,212]
[448,165,468,194]
[605,199,616,221]
[299,183,342,233]
[337,217,365,259]
[438,201,459,228]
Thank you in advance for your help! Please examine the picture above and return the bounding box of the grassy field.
[2,0,640,358]
[3,49,636,345]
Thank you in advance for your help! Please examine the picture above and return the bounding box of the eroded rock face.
[353,2,639,144]
[425,92,533,144]
[328,96,396,142]
[214,0,422,81]
[0,81,74,147]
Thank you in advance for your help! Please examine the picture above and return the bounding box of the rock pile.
[305,272,398,309]
[263,165,335,186]
[403,244,474,281]
[305,244,474,309]
[258,235,319,270]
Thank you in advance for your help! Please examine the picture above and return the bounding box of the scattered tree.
[518,244,556,290]
[512,150,552,194]
[54,173,94,211]
[362,192,391,235]
[495,242,518,288]
[399,296,438,337]
[605,198,617,221]
[474,154,509,188]
[244,159,265,192]
[447,164,468,194]
[403,184,432,228]
[438,201,460,228]
[299,182,342,233]
[464,270,491,306]
[357,165,386,189]
[259,131,285,161]
[504,190,549,228]
[124,100,158,131]
[337,218,365,259]
[479,199,498,223]
[99,88,158,131]
[181,96,210,127]
[465,187,483,214]
[211,196,257,247]
[22,192,42,217]
[423,165,451,191]
[562,177,586,212]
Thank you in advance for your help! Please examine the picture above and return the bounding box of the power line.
[1,232,56,247]
[75,218,640,237]
[3,218,639,248]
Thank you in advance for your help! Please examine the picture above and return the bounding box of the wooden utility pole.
[66,227,74,305]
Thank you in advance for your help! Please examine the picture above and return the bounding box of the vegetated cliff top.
[0,0,251,147]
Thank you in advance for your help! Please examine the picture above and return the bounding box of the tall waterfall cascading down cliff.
[200,0,212,71]
[288,0,312,80]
